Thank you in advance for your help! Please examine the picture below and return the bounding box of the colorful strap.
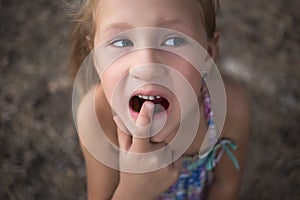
[188,139,240,171]
[199,83,240,171]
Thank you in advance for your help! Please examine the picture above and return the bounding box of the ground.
[0,0,299,199]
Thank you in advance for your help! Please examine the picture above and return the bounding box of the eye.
[110,39,133,47]
[162,37,186,47]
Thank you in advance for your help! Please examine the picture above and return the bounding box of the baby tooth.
[149,96,155,100]
[142,95,149,100]
[156,96,161,99]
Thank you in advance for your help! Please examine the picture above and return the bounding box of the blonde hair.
[69,0,219,75]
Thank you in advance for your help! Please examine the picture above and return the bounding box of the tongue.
[153,104,165,113]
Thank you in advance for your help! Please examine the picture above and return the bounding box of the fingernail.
[144,101,154,112]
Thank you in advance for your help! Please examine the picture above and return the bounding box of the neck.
[183,98,208,156]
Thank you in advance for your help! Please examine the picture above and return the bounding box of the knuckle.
[133,125,150,138]
[137,117,150,127]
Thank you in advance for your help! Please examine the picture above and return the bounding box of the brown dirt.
[0,0,299,199]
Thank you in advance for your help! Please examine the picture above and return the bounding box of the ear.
[86,35,93,51]
[207,31,220,60]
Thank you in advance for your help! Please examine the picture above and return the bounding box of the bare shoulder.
[207,78,251,199]
[77,84,118,146]
[222,77,251,143]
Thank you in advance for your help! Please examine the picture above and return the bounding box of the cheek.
[169,58,202,94]
[186,69,202,94]
[100,57,131,100]
[101,69,121,101]
[101,75,114,103]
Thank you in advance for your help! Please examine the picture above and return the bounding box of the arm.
[77,88,120,200]
[207,81,251,200]
[82,145,119,200]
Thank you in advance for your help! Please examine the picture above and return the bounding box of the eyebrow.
[157,18,186,27]
[103,22,133,33]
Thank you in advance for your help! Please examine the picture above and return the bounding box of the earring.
[202,70,208,80]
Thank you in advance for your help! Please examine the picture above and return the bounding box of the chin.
[150,135,167,143]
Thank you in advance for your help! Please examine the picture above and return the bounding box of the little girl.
[70,0,250,199]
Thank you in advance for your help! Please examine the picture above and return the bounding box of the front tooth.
[149,96,155,100]
[142,95,149,100]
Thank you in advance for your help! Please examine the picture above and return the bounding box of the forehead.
[95,0,205,41]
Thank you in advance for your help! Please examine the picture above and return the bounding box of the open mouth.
[129,94,170,113]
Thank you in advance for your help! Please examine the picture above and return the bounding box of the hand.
[112,101,183,200]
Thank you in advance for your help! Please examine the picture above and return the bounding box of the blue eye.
[110,39,133,47]
[163,37,186,47]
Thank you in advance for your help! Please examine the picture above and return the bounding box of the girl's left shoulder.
[206,78,250,199]
[222,77,251,142]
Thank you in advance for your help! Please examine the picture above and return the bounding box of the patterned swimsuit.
[158,138,239,200]
[158,89,240,200]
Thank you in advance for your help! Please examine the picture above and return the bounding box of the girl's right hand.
[112,101,183,200]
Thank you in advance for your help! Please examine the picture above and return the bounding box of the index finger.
[130,101,154,152]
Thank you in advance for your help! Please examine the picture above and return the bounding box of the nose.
[129,49,167,81]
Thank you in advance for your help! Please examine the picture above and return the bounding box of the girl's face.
[94,0,212,142]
